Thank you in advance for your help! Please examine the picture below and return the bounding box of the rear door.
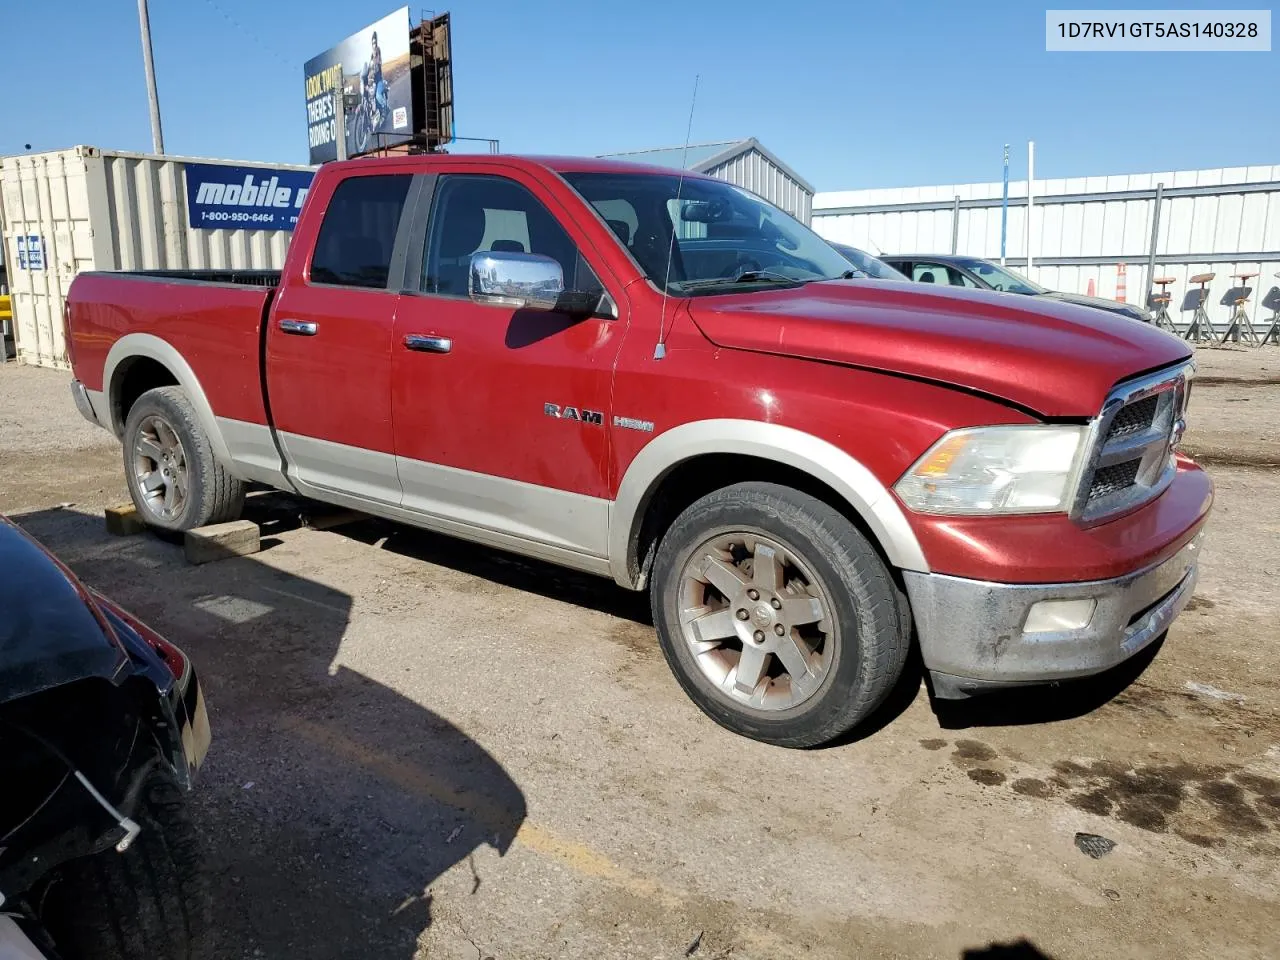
[389,168,625,562]
[265,171,416,504]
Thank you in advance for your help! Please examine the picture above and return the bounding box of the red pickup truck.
[65,154,1211,747]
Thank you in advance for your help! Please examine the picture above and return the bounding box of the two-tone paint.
[65,154,1212,691]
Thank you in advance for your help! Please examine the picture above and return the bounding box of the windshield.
[562,172,855,295]
[830,243,908,281]
[954,258,1046,295]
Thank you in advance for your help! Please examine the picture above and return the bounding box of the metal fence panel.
[812,164,1280,331]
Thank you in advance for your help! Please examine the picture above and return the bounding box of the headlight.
[895,425,1086,515]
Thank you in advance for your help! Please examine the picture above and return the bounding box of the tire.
[651,482,909,748]
[41,766,210,960]
[123,386,245,531]
[354,108,371,154]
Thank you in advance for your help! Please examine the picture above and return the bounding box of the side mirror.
[469,251,564,311]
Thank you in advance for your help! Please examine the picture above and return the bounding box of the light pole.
[1000,144,1009,265]
[1025,140,1035,274]
[137,0,165,154]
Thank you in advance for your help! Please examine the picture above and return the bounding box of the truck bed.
[67,271,276,428]
[123,269,281,287]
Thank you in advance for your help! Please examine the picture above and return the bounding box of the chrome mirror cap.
[469,251,564,311]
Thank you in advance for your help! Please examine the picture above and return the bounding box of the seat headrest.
[605,219,632,246]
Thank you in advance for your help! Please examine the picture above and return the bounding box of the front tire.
[123,386,245,531]
[41,766,210,960]
[651,482,909,748]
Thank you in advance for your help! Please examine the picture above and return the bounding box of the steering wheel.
[721,258,761,279]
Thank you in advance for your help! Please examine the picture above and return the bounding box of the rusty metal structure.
[414,12,454,152]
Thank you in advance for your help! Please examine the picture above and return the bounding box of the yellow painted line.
[285,716,675,902]
[285,715,844,957]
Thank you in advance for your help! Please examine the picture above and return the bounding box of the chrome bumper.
[905,531,1204,698]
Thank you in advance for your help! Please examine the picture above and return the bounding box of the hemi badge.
[613,415,655,433]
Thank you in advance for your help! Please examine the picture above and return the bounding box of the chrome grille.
[1088,459,1142,500]
[1106,395,1159,440]
[1072,363,1192,524]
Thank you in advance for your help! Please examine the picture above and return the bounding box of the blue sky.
[3,0,1276,191]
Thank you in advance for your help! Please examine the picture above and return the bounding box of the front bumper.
[905,530,1204,698]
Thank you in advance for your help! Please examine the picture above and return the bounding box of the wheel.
[354,107,372,153]
[123,386,245,531]
[651,482,909,748]
[41,766,210,960]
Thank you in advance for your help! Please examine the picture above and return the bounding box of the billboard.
[184,164,316,231]
[304,7,414,164]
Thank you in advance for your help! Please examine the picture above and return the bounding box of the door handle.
[403,334,452,354]
[278,319,318,336]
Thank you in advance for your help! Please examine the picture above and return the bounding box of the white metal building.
[813,164,1280,332]
[0,146,312,369]
[601,139,815,223]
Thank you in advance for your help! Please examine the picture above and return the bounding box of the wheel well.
[629,453,893,588]
[111,357,178,433]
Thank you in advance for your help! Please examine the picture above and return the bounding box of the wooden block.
[304,508,364,531]
[184,520,261,565]
[105,504,147,536]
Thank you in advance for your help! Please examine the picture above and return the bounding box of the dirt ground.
[1,348,1277,960]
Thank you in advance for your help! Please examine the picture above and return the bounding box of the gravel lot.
[1,349,1277,960]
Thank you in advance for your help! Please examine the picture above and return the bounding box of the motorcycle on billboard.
[303,7,415,163]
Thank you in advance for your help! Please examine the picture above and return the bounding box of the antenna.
[654,74,700,361]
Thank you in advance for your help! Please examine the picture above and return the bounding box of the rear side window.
[911,263,946,284]
[310,174,412,289]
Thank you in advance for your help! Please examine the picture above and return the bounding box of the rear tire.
[42,766,210,960]
[122,386,244,531]
[651,482,909,748]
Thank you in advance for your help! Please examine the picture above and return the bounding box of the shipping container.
[812,164,1280,335]
[0,146,314,369]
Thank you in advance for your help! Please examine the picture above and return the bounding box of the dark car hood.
[1038,289,1146,319]
[685,279,1190,417]
[0,517,129,703]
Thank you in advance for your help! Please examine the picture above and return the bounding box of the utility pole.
[1025,140,1035,273]
[334,83,348,161]
[1000,145,1010,265]
[137,0,165,154]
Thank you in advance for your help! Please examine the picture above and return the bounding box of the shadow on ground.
[13,506,526,960]
[344,517,923,748]
[962,940,1056,958]
[346,516,653,625]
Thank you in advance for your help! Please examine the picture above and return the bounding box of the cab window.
[422,175,601,298]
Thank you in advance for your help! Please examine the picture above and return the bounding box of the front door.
[390,169,625,560]
[266,171,415,504]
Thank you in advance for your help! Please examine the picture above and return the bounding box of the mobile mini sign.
[184,164,316,231]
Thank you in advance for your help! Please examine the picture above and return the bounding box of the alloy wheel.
[676,532,835,711]
[133,414,189,522]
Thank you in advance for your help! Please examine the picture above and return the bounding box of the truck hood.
[685,279,1190,417]
[1037,289,1148,322]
